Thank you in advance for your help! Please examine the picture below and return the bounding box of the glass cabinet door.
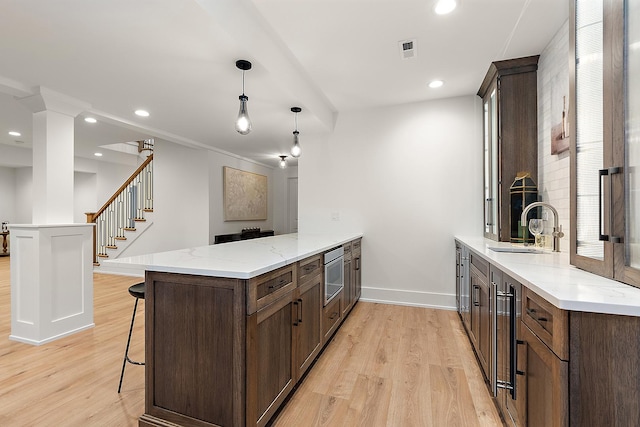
[572,0,640,287]
[617,0,640,284]
[572,0,609,276]
[484,86,499,241]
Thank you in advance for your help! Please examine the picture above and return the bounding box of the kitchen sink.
[488,246,543,254]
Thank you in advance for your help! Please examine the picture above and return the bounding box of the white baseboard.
[360,286,456,311]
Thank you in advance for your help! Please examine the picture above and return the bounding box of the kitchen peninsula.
[105,232,363,427]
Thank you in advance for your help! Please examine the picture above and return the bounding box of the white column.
[10,87,95,345]
[20,87,90,223]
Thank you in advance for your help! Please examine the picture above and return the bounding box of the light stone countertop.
[104,232,363,279]
[455,236,640,317]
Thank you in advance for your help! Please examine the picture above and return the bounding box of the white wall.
[299,95,483,309]
[14,167,32,223]
[537,20,571,244]
[0,166,16,224]
[118,138,210,256]
[74,172,97,223]
[273,166,298,234]
[208,152,281,243]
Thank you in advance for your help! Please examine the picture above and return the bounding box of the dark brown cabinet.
[570,0,640,289]
[478,55,539,242]
[469,251,492,379]
[342,241,353,317]
[140,239,362,427]
[353,238,362,301]
[323,290,342,344]
[520,323,568,427]
[293,257,322,379]
[250,291,296,427]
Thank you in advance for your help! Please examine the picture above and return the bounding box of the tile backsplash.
[537,20,571,245]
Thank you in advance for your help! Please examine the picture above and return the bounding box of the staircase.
[86,153,154,265]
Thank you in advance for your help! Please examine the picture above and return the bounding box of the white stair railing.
[86,153,153,265]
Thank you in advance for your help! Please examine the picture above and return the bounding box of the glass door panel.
[575,0,604,260]
[626,0,640,269]
[490,89,499,238]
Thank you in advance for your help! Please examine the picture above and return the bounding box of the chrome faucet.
[521,202,565,252]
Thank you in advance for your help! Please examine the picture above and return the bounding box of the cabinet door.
[477,274,492,379]
[520,324,568,427]
[353,254,361,301]
[470,266,491,378]
[570,0,640,287]
[248,292,295,427]
[342,257,352,316]
[293,278,322,379]
[484,83,500,241]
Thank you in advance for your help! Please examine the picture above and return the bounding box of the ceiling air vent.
[399,39,417,60]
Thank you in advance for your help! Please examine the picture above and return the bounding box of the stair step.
[106,245,117,249]
[97,253,109,258]
[124,227,137,231]
[143,208,154,212]
[134,218,146,222]
[114,236,127,241]
[93,262,100,267]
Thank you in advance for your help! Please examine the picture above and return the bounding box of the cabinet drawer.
[322,293,342,342]
[352,238,361,254]
[343,241,352,261]
[298,254,322,285]
[470,251,489,278]
[522,287,569,360]
[248,265,296,314]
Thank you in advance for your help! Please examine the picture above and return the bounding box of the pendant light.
[279,155,287,169]
[235,60,252,135]
[290,107,302,157]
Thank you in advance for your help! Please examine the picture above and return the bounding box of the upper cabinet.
[478,56,539,242]
[570,0,640,287]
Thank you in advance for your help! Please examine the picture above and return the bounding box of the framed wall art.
[223,166,267,221]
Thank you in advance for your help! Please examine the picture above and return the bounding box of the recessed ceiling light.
[94,152,103,157]
[84,117,97,124]
[434,0,457,15]
[135,109,150,117]
[429,80,444,88]
[8,131,21,137]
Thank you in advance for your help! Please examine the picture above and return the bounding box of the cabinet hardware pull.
[297,298,303,323]
[293,301,299,326]
[329,312,338,320]
[599,167,623,243]
[509,285,517,400]
[516,370,525,376]
[473,285,480,307]
[537,317,548,322]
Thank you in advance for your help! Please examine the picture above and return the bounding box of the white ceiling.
[0,0,568,168]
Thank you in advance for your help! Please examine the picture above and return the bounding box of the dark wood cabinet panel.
[144,272,246,427]
[521,323,568,427]
[569,312,640,427]
[469,259,491,380]
[342,257,352,316]
[251,294,295,426]
[323,291,342,344]
[294,277,322,379]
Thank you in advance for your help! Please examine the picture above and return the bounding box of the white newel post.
[10,87,95,345]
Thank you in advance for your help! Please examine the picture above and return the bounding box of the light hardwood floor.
[0,256,502,426]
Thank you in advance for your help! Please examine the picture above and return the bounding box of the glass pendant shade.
[279,155,287,169]
[290,106,302,157]
[236,95,251,135]
[235,60,252,135]
[291,131,301,157]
